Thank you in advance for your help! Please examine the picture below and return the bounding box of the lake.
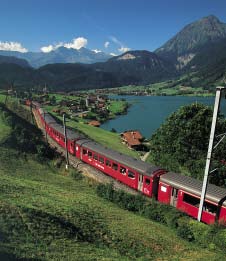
[101,95,226,138]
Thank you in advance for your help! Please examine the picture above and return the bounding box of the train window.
[203,202,217,215]
[120,166,126,175]
[93,154,98,161]
[83,149,87,155]
[112,163,118,171]
[106,159,111,167]
[99,157,104,164]
[183,193,200,207]
[145,178,150,185]
[128,170,135,179]
[88,151,92,158]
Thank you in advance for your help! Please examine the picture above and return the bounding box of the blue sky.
[0,0,226,54]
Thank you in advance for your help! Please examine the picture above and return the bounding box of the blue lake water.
[101,95,226,138]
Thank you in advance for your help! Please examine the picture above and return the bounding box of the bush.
[69,168,83,180]
[187,219,211,246]
[177,217,194,241]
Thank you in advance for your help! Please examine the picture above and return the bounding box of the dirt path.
[141,151,151,162]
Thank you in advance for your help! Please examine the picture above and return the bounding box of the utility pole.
[4,91,8,105]
[197,86,226,222]
[63,113,69,170]
[30,101,34,124]
[43,111,48,143]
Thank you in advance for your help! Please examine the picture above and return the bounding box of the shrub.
[177,217,194,241]
[187,219,211,246]
[69,168,83,180]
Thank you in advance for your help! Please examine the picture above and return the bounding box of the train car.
[75,139,166,195]
[158,172,226,224]
[43,113,81,154]
[31,101,40,109]
[37,108,45,126]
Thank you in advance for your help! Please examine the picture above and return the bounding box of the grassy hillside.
[0,107,225,260]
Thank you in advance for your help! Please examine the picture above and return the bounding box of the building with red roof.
[121,130,143,149]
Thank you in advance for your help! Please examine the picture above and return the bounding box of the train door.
[170,188,178,207]
[152,175,160,199]
[138,174,143,192]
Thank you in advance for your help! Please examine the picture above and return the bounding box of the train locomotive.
[32,101,226,225]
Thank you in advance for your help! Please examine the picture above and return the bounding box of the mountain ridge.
[0,47,112,68]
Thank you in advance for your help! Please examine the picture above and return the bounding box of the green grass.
[108,100,127,115]
[0,108,225,260]
[0,94,6,103]
[0,115,11,141]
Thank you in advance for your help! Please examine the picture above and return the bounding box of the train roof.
[160,172,226,206]
[32,101,40,108]
[42,112,81,141]
[38,107,44,114]
[50,122,81,140]
[77,139,163,177]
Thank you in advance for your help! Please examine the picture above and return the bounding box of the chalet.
[88,120,101,127]
[52,108,61,113]
[121,130,143,149]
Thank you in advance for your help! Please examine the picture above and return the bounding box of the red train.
[33,102,226,225]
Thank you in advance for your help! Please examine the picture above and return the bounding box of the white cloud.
[92,49,102,53]
[104,41,110,48]
[110,36,123,46]
[109,35,130,53]
[0,41,28,53]
[118,47,131,53]
[41,45,54,53]
[40,37,88,53]
[64,37,87,49]
[110,52,117,56]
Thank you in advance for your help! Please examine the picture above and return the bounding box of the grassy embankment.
[0,106,225,260]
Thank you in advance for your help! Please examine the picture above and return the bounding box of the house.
[52,108,61,114]
[121,130,143,149]
[88,120,101,127]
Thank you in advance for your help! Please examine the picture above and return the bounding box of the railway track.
[33,109,138,195]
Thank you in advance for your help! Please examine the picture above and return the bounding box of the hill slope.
[0,55,30,67]
[0,105,225,260]
[0,50,176,91]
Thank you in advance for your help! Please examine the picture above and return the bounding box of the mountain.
[0,50,177,91]
[0,55,30,67]
[0,47,112,68]
[93,50,176,85]
[155,15,226,70]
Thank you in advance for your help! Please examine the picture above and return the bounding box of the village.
[20,90,148,152]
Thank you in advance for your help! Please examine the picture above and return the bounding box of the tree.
[149,103,226,185]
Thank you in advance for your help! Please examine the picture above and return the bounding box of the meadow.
[0,104,225,260]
